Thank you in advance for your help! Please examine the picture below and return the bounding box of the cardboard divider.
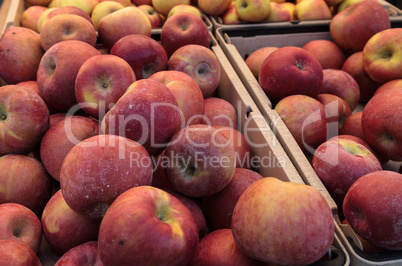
[215,20,402,266]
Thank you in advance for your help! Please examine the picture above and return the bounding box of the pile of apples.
[0,0,339,265]
[247,0,402,254]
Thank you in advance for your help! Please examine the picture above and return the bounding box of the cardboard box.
[0,0,213,35]
[209,0,402,31]
[216,19,402,265]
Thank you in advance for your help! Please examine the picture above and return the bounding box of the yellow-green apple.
[235,0,271,23]
[324,0,343,7]
[168,191,208,237]
[52,0,99,15]
[275,95,327,155]
[231,177,334,265]
[361,88,402,161]
[91,1,125,30]
[98,0,132,6]
[37,40,101,112]
[37,7,57,32]
[221,4,242,24]
[110,34,167,80]
[98,6,152,50]
[164,124,236,197]
[302,39,346,69]
[40,116,100,182]
[0,27,44,84]
[373,79,402,97]
[201,168,262,230]
[167,4,202,18]
[98,186,199,265]
[0,85,49,156]
[0,203,42,253]
[341,51,382,102]
[213,126,254,169]
[161,13,210,57]
[138,4,163,28]
[75,54,136,118]
[294,0,332,20]
[0,239,41,265]
[334,0,364,13]
[317,93,352,138]
[168,44,221,97]
[148,70,205,126]
[330,0,390,54]
[339,112,365,141]
[265,2,291,22]
[259,46,323,105]
[151,0,190,16]
[245,46,278,79]
[132,0,152,4]
[101,79,181,156]
[343,170,402,250]
[0,154,52,215]
[321,69,360,111]
[27,0,52,5]
[201,97,238,129]
[281,1,296,20]
[40,14,97,51]
[60,134,153,219]
[192,229,265,265]
[198,0,232,16]
[41,190,101,255]
[20,5,48,32]
[54,241,99,265]
[363,28,402,84]
[312,137,382,206]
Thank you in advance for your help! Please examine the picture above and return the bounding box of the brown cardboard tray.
[215,19,402,265]
[209,0,402,31]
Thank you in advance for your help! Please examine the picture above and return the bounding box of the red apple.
[45,5,93,25]
[231,177,334,265]
[330,0,390,54]
[0,239,41,265]
[0,203,42,253]
[245,46,278,79]
[39,14,97,51]
[54,241,99,266]
[341,51,382,102]
[161,12,210,57]
[363,28,402,84]
[0,85,50,156]
[221,4,242,24]
[40,116,100,182]
[41,190,101,255]
[20,5,48,32]
[138,4,163,28]
[321,69,360,111]
[373,79,402,97]
[192,229,265,265]
[275,95,327,155]
[201,168,263,230]
[167,4,203,18]
[339,111,365,141]
[98,185,199,265]
[37,40,101,112]
[0,27,44,84]
[361,88,402,161]
[265,2,291,22]
[101,79,182,156]
[151,150,177,192]
[0,154,52,216]
[91,1,125,31]
[197,0,231,16]
[164,124,236,197]
[302,39,346,70]
[259,46,323,105]
[110,34,168,80]
[148,70,205,126]
[97,6,152,50]
[312,137,382,205]
[213,126,254,169]
[60,134,153,219]
[168,44,221,98]
[201,97,238,129]
[343,170,402,250]
[75,54,137,118]
[15,80,57,114]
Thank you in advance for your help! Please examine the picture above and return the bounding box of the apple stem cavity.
[380,50,392,60]
[241,1,248,8]
[12,229,21,237]
[180,23,189,31]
